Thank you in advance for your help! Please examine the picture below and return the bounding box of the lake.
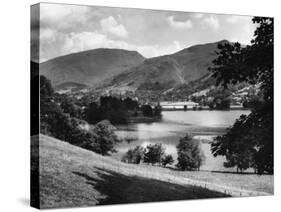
[113,110,250,172]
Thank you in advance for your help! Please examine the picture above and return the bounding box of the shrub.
[122,146,145,164]
[144,144,165,165]
[93,120,121,156]
[176,134,205,171]
[59,97,80,118]
[153,104,162,117]
[141,105,153,117]
[161,154,174,167]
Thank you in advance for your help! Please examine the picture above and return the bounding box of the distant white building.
[160,101,199,110]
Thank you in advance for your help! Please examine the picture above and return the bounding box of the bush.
[122,146,144,164]
[144,144,165,165]
[93,120,121,155]
[176,134,205,171]
[161,154,174,167]
[59,96,80,118]
[141,105,153,117]
[153,104,162,117]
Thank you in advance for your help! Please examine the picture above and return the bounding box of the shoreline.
[127,116,162,123]
[161,107,250,111]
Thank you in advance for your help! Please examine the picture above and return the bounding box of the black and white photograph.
[30,2,273,209]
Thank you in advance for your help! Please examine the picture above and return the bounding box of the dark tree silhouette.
[141,105,153,117]
[39,75,120,156]
[93,120,121,156]
[40,75,54,98]
[161,154,174,167]
[144,144,165,165]
[122,146,145,164]
[209,17,273,174]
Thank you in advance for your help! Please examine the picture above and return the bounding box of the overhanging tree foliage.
[209,17,273,174]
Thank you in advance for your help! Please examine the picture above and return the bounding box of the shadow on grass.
[73,167,229,205]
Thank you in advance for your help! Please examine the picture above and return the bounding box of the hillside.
[171,40,228,82]
[39,40,228,92]
[102,40,228,91]
[32,134,272,208]
[107,56,185,91]
[39,48,145,87]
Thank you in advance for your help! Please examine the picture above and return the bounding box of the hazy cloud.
[192,13,204,19]
[202,16,220,30]
[167,16,193,30]
[39,28,183,62]
[61,32,182,58]
[40,3,91,30]
[37,3,255,62]
[40,28,57,43]
[226,16,251,24]
[100,16,128,38]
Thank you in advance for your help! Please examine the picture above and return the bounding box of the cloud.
[192,13,204,19]
[167,16,193,30]
[39,28,182,61]
[61,31,182,58]
[40,3,91,30]
[202,16,220,30]
[40,28,57,43]
[136,40,182,58]
[38,4,255,62]
[100,16,128,38]
[226,16,253,24]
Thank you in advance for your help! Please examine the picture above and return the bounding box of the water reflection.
[114,110,250,171]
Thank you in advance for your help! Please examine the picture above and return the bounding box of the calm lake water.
[113,110,250,172]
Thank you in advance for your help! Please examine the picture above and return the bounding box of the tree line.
[38,75,163,156]
[39,75,120,156]
[85,96,162,125]
[122,134,205,171]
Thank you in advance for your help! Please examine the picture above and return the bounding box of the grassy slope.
[35,135,273,209]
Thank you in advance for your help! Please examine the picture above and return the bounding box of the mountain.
[103,40,229,92]
[106,56,185,91]
[39,48,145,88]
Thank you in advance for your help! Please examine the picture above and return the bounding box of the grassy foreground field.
[32,135,273,209]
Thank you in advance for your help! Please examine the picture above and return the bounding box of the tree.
[124,97,139,110]
[176,134,205,171]
[93,120,121,156]
[59,96,80,118]
[122,146,145,164]
[40,75,53,99]
[144,144,165,165]
[161,154,174,167]
[242,94,264,109]
[86,96,128,124]
[209,17,273,174]
[39,75,117,156]
[214,97,231,110]
[86,102,100,124]
[206,87,232,110]
[141,105,153,117]
[212,115,256,173]
[153,103,162,116]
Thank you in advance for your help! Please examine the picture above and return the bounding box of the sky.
[31,3,257,62]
